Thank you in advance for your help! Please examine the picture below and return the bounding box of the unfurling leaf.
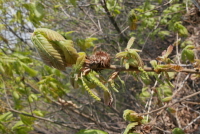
[23,2,45,26]
[31,28,79,70]
[128,49,144,67]
[115,51,128,58]
[123,109,143,122]
[150,60,157,69]
[126,37,136,49]
[157,45,173,63]
[123,122,139,134]
[74,52,86,71]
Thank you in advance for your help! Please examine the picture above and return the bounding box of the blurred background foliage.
[0,0,200,133]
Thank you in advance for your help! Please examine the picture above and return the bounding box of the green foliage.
[157,82,173,97]
[81,76,101,101]
[12,121,33,134]
[74,52,86,72]
[123,122,139,134]
[105,0,122,16]
[0,112,13,122]
[38,74,69,99]
[23,1,45,26]
[123,109,143,122]
[76,38,98,51]
[172,128,185,134]
[116,37,143,68]
[162,96,172,102]
[87,72,109,92]
[0,52,38,77]
[181,45,195,63]
[173,22,188,36]
[0,0,198,133]
[139,86,151,101]
[76,129,108,134]
[20,113,36,125]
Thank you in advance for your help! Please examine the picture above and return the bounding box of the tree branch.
[102,65,200,74]
[6,108,80,130]
[100,0,128,42]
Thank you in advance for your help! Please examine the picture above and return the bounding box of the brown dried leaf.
[108,71,119,82]
[170,65,184,72]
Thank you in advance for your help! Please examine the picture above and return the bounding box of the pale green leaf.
[76,129,108,134]
[20,113,36,125]
[12,121,24,130]
[20,62,38,76]
[13,91,20,100]
[57,40,79,65]
[0,112,13,122]
[75,52,86,71]
[162,96,172,102]
[123,122,139,134]
[115,51,128,58]
[33,110,44,117]
[126,37,135,49]
[33,28,65,41]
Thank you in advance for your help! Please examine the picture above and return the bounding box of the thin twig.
[140,90,200,116]
[5,107,79,130]
[146,74,161,121]
[183,115,200,130]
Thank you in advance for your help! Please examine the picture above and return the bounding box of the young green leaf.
[123,122,139,134]
[126,37,136,49]
[76,129,108,134]
[181,46,195,63]
[0,112,13,122]
[20,113,36,125]
[162,96,172,102]
[123,109,143,122]
[172,128,185,134]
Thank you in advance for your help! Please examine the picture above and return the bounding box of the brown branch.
[102,65,200,74]
[100,0,128,42]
